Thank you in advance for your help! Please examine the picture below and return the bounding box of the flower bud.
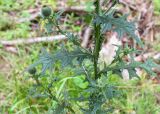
[28,67,36,75]
[41,6,52,17]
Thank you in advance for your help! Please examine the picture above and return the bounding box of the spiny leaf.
[140,59,160,76]
[27,49,55,75]
[54,104,65,114]
[28,47,92,75]
[56,46,92,67]
[53,10,64,20]
[39,49,55,74]
[55,47,74,67]
[101,59,159,78]
[101,23,112,33]
[111,44,140,64]
[106,61,140,78]
[45,20,54,33]
[94,12,143,46]
[70,47,92,64]
[128,68,139,79]
[66,32,81,46]
[103,85,118,99]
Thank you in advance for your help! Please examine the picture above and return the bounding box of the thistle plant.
[27,0,159,113]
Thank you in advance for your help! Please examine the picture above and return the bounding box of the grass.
[107,75,160,114]
[0,43,57,113]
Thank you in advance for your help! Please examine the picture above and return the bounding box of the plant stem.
[34,76,59,102]
[94,0,101,80]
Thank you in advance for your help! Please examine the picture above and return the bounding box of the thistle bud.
[41,6,52,17]
[28,67,37,75]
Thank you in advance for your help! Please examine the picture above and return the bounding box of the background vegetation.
[0,0,160,114]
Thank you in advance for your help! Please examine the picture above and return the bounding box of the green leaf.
[94,12,143,46]
[104,85,117,99]
[66,32,81,46]
[56,46,91,67]
[101,58,159,78]
[101,23,112,33]
[28,46,92,75]
[140,59,160,76]
[45,20,53,33]
[39,49,55,74]
[99,45,154,79]
[27,48,54,75]
[54,10,64,20]
[70,47,92,65]
[55,47,74,67]
[73,76,88,89]
[54,104,65,114]
[128,68,139,79]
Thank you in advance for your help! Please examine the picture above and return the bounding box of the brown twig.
[81,27,92,48]
[0,35,66,46]
[119,0,137,10]
[134,52,160,61]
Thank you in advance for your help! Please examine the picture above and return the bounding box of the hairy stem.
[94,0,101,80]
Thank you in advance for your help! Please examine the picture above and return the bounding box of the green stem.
[34,75,59,102]
[94,0,101,80]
